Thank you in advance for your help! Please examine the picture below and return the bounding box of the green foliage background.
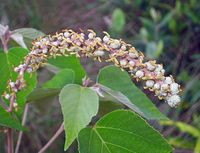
[0,0,200,153]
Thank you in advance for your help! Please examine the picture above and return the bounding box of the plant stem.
[7,128,14,153]
[38,123,64,153]
[15,104,29,153]
[1,25,14,153]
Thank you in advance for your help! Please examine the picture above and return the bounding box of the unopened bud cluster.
[5,29,181,107]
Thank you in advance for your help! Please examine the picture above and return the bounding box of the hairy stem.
[15,104,29,153]
[6,128,14,153]
[38,123,64,153]
[1,25,14,153]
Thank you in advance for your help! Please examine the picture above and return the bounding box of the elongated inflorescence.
[4,29,181,108]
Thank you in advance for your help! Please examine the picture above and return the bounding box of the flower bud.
[154,83,160,89]
[64,32,70,38]
[121,45,126,50]
[167,95,181,107]
[42,48,48,54]
[13,102,18,108]
[88,33,94,39]
[14,67,20,72]
[5,94,10,99]
[94,50,105,56]
[136,70,144,78]
[164,77,173,84]
[103,35,110,43]
[129,52,138,58]
[120,59,127,66]
[170,83,179,94]
[110,40,121,49]
[9,82,15,88]
[145,62,155,71]
[129,60,135,66]
[161,84,168,91]
[146,80,154,88]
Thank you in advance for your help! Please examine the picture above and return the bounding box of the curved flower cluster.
[4,29,181,108]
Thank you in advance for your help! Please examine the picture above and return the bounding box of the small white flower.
[5,94,10,99]
[14,67,20,72]
[120,59,127,66]
[146,80,154,88]
[52,41,59,46]
[42,48,48,54]
[64,32,70,38]
[121,45,126,50]
[129,60,135,66]
[155,65,163,72]
[154,83,160,89]
[129,52,138,58]
[94,50,105,56]
[161,83,168,91]
[135,70,144,78]
[35,41,42,46]
[145,62,155,71]
[161,69,165,74]
[96,37,102,42]
[9,82,15,88]
[110,40,121,49]
[166,95,181,107]
[88,33,94,39]
[41,37,48,42]
[170,83,179,94]
[164,77,172,84]
[103,35,110,43]
[13,102,18,108]
[80,33,85,38]
[19,64,24,69]
[160,91,167,97]
[26,67,33,73]
[69,46,80,52]
[31,50,39,55]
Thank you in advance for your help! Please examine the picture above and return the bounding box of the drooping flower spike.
[5,29,181,109]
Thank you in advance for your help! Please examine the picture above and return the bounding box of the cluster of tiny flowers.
[4,29,181,108]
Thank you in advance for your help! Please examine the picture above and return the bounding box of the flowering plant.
[0,25,181,153]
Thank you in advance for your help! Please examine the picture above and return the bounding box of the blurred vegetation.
[0,0,200,152]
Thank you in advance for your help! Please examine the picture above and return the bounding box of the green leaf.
[0,24,7,37]
[0,105,24,131]
[195,137,200,153]
[0,47,37,117]
[59,84,99,150]
[159,11,174,28]
[48,56,85,84]
[168,137,194,150]
[98,85,145,117]
[10,33,27,48]
[13,28,45,40]
[27,88,60,102]
[78,110,172,153]
[98,65,167,120]
[111,8,125,33]
[160,120,200,137]
[42,69,75,89]
[12,28,45,48]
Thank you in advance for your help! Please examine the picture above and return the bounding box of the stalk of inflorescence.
[3,29,181,115]
[1,26,14,153]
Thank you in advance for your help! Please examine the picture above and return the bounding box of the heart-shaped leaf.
[59,84,99,150]
[78,110,172,153]
[97,65,167,120]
